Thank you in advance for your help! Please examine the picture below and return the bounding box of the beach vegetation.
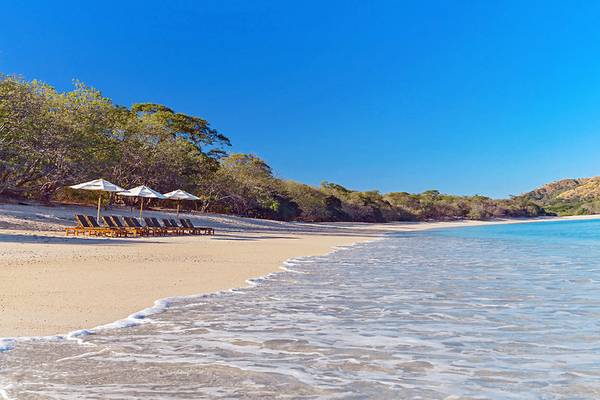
[0,74,549,222]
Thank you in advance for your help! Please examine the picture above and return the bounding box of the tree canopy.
[0,74,548,221]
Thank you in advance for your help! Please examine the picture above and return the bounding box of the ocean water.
[3,219,600,399]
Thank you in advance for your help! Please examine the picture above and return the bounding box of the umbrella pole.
[140,198,143,220]
[97,193,102,222]
[177,201,180,218]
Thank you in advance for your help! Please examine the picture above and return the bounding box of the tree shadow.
[0,233,162,245]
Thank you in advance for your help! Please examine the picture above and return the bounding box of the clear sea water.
[2,219,600,399]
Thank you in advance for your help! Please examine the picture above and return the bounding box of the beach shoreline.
[1,203,598,338]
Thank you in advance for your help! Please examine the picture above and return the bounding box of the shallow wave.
[0,339,14,353]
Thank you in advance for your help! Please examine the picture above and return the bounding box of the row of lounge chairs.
[66,214,214,237]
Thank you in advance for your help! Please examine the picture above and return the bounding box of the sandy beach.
[1,202,598,338]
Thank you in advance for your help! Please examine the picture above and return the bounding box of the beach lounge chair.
[178,218,195,234]
[123,217,152,236]
[65,215,87,236]
[144,217,167,236]
[111,216,145,237]
[68,215,111,237]
[104,216,143,237]
[179,219,202,235]
[75,214,97,236]
[65,215,91,236]
[169,219,192,234]
[185,218,214,235]
[65,226,81,237]
[161,218,185,235]
[123,216,154,236]
[102,216,130,237]
[146,217,168,235]
[86,215,123,237]
[68,214,112,237]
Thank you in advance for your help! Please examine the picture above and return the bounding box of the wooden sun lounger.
[66,215,116,237]
[169,219,192,234]
[66,214,90,236]
[111,216,145,237]
[179,219,202,235]
[102,216,130,237]
[185,219,214,235]
[144,217,167,236]
[161,218,185,235]
[124,217,154,236]
[86,215,124,237]
[65,226,82,236]
[66,214,108,237]
[76,214,98,236]
[104,216,144,238]
[65,214,87,236]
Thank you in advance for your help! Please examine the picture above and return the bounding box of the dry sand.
[1,202,598,338]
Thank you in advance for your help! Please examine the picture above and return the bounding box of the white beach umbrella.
[69,178,126,222]
[164,189,200,217]
[117,185,166,220]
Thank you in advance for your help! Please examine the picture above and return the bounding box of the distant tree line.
[0,75,548,222]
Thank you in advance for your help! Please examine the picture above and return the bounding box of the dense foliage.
[0,75,548,221]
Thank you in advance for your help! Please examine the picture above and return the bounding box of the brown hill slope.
[523,178,589,202]
[521,176,600,215]
[557,177,600,201]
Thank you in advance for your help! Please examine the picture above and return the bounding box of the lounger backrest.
[103,216,117,227]
[86,215,102,228]
[75,214,91,228]
[162,219,173,227]
[185,219,196,228]
[179,219,190,228]
[169,219,180,227]
[131,218,143,228]
[151,217,162,227]
[144,217,155,227]
[111,216,125,227]
[123,217,136,228]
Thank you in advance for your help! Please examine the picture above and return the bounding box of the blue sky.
[2,1,600,197]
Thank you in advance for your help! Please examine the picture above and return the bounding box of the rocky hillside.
[520,177,600,215]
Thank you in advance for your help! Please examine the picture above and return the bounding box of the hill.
[520,177,600,215]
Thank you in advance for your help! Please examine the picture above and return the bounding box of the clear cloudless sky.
[2,0,600,197]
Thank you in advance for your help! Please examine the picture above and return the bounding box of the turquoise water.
[437,218,600,243]
[2,219,600,399]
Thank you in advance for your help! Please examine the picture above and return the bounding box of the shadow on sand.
[0,233,162,245]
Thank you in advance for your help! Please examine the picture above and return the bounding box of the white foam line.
[0,386,12,400]
[280,265,308,274]
[64,297,177,342]
[55,348,111,363]
[0,339,15,353]
[0,380,16,400]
